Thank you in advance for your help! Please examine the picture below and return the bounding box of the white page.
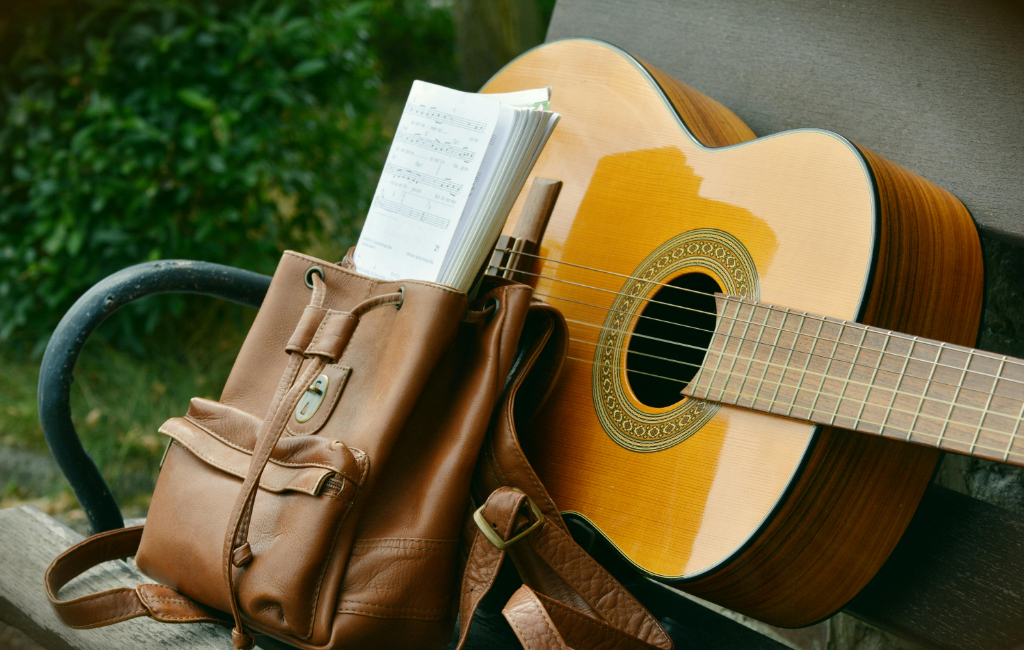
[443,110,560,290]
[354,81,500,282]
[486,87,551,110]
[436,104,517,279]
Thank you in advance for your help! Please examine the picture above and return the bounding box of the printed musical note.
[374,197,451,229]
[394,132,475,163]
[408,105,487,132]
[384,164,463,195]
[354,81,500,282]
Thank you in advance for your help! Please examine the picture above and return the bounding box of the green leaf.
[176,88,216,113]
[292,59,327,77]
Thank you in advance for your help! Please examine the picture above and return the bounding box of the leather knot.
[231,542,254,567]
[231,628,255,650]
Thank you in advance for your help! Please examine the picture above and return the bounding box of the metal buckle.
[473,490,544,551]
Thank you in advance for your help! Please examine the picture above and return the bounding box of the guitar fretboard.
[683,294,1024,467]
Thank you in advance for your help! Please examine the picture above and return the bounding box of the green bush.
[0,0,387,351]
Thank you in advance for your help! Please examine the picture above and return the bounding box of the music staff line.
[395,132,475,163]
[374,196,450,230]
[384,164,463,195]
[407,105,487,132]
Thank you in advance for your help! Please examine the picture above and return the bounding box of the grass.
[0,295,255,520]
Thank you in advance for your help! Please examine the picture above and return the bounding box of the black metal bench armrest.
[37,260,272,534]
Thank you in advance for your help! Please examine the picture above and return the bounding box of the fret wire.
[768,310,804,415]
[562,355,1024,462]
[710,299,742,401]
[853,331,890,431]
[935,347,970,450]
[564,314,1023,429]
[750,305,781,410]
[879,336,917,436]
[970,357,1006,456]
[907,342,944,442]
[504,263,1024,389]
[536,286,993,396]
[807,320,846,423]
[831,325,868,426]
[724,300,759,405]
[1003,395,1024,462]
[570,337,1024,455]
[786,317,825,418]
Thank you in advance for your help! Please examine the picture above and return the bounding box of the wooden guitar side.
[644,60,984,625]
[485,39,984,626]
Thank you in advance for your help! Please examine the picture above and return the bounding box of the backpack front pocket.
[137,398,368,640]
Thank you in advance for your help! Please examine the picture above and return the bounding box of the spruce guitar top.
[484,39,994,627]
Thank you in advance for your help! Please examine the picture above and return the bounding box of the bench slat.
[0,506,239,649]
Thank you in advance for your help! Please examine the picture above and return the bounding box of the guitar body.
[484,39,984,627]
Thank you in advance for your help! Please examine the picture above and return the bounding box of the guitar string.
[492,255,1024,458]
[562,317,1024,442]
[561,348,1024,462]
[495,250,1024,388]
[500,256,1024,386]
[500,263,1024,404]
[535,290,978,396]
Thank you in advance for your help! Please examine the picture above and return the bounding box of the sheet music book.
[353,81,559,293]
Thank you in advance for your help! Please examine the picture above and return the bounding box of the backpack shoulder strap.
[457,301,674,650]
[44,525,227,629]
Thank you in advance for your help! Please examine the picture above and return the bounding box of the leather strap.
[455,489,672,650]
[454,307,673,650]
[45,526,227,629]
[220,276,402,648]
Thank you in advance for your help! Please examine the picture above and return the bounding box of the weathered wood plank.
[0,506,523,650]
[546,0,1024,244]
[846,485,1024,650]
[0,506,246,650]
[1,505,796,650]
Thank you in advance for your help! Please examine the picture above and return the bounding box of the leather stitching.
[305,310,339,352]
[336,608,444,621]
[503,370,559,517]
[179,415,256,455]
[527,524,651,636]
[302,484,356,640]
[282,250,466,299]
[339,600,445,612]
[52,588,134,608]
[230,356,310,553]
[458,526,486,627]
[505,613,536,650]
[350,544,452,553]
[355,538,457,544]
[142,596,195,605]
[324,477,348,502]
[183,413,356,474]
[180,411,363,479]
[164,428,328,494]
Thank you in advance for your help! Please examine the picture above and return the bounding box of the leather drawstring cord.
[221,273,402,649]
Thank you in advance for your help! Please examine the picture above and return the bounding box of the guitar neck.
[683,294,1024,467]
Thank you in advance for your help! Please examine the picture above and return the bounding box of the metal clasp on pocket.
[295,374,329,423]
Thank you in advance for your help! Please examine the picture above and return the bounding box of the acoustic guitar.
[482,38,1008,627]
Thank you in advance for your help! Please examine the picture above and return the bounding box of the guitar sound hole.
[626,272,721,408]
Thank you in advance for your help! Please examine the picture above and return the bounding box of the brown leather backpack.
[45,251,673,650]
